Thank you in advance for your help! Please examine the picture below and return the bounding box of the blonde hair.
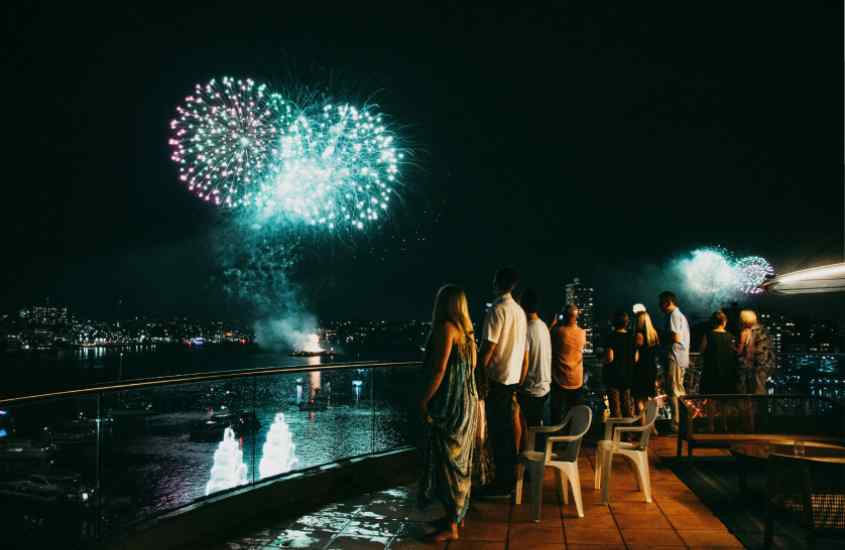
[635,311,659,347]
[430,285,475,359]
[739,309,758,328]
[432,285,473,334]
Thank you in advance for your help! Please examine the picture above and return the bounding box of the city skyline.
[6,273,845,326]
[4,295,844,355]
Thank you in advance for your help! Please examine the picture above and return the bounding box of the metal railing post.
[96,392,102,539]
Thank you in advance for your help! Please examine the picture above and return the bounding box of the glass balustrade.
[0,361,423,546]
[1,351,842,547]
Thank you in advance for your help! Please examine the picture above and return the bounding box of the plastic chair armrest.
[528,424,570,434]
[615,425,649,433]
[526,423,566,451]
[546,435,580,443]
[606,416,642,426]
[544,434,580,462]
[603,415,642,440]
[612,425,649,445]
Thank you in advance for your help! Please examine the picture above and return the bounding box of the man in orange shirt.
[550,304,587,425]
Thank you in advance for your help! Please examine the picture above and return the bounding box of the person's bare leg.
[513,401,524,453]
[429,521,459,541]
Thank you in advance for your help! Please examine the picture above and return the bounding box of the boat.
[189,411,260,442]
[289,349,337,358]
[0,473,94,505]
[50,418,98,447]
[0,439,57,475]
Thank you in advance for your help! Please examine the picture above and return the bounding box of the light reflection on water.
[205,427,248,495]
[103,369,410,525]
[258,413,297,478]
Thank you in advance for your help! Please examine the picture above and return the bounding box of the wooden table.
[730,440,845,493]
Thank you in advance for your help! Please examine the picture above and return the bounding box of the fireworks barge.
[288,349,337,358]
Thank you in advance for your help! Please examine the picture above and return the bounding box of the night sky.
[3,4,843,323]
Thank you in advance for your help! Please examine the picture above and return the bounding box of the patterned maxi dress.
[419,334,479,524]
[738,325,775,395]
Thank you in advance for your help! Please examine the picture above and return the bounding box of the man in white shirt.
[517,289,551,451]
[659,291,690,431]
[480,267,527,494]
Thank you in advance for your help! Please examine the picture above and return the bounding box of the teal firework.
[169,78,403,232]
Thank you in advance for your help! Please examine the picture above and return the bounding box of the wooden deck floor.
[211,436,746,549]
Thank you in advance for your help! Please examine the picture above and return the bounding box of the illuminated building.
[808,320,839,353]
[19,304,68,326]
[565,278,595,353]
[759,312,800,354]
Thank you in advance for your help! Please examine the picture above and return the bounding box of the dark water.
[96,366,417,523]
[1,345,418,398]
[0,346,422,544]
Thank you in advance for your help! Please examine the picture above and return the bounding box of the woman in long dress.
[699,311,738,394]
[632,310,659,419]
[699,311,738,431]
[736,309,775,395]
[605,310,636,418]
[418,284,479,542]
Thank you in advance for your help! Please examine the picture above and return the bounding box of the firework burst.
[169,77,294,207]
[734,256,774,294]
[256,103,401,230]
[169,78,404,232]
[676,247,775,301]
[677,247,738,298]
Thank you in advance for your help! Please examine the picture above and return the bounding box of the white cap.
[632,303,646,314]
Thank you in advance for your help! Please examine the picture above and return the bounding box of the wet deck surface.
[208,436,745,549]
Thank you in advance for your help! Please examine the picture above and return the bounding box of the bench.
[676,395,845,458]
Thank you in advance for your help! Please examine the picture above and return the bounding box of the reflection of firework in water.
[169,77,290,207]
[259,413,297,479]
[205,427,248,495]
[734,256,774,294]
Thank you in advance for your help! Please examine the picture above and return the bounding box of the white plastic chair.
[515,405,593,520]
[594,399,658,504]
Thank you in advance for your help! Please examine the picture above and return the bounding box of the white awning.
[762,262,845,295]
